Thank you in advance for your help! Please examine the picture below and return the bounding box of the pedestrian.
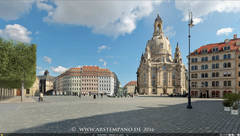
[79,93,81,98]
[101,93,103,98]
[93,94,96,99]
[39,92,43,102]
[39,93,41,102]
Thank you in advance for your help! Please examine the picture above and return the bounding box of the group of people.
[77,93,104,99]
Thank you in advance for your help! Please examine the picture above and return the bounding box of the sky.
[0,0,240,86]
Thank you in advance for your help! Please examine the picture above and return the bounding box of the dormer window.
[223,46,230,51]
[212,47,219,52]
[201,49,208,54]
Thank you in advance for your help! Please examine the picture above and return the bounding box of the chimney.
[234,34,237,39]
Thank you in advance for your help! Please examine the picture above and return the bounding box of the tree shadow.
[12,100,240,133]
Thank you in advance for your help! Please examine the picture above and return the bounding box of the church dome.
[145,15,172,62]
[148,35,172,57]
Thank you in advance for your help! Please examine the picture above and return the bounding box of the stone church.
[137,15,187,96]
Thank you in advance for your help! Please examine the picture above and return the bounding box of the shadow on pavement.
[13,100,240,133]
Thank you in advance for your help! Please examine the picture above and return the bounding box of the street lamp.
[187,11,194,109]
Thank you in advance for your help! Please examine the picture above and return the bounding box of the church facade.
[137,15,187,96]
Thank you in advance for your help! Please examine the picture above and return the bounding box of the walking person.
[39,92,43,102]
[79,92,81,98]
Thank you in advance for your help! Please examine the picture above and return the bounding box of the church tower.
[153,14,163,36]
[137,14,187,96]
[174,42,182,63]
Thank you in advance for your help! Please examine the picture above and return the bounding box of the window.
[201,57,208,62]
[212,55,219,61]
[212,56,215,61]
[191,58,198,63]
[224,81,227,86]
[201,73,208,78]
[224,46,230,50]
[228,54,231,59]
[201,64,208,70]
[224,72,231,77]
[212,81,219,87]
[228,81,231,86]
[201,49,208,54]
[212,63,219,69]
[223,62,231,68]
[212,47,219,52]
[224,81,231,86]
[191,65,198,70]
[205,82,208,87]
[223,54,231,59]
[212,72,219,77]
[26,89,30,94]
[191,73,198,78]
[191,82,197,88]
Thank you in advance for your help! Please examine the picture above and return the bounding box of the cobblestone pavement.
[0,96,36,104]
[0,96,238,133]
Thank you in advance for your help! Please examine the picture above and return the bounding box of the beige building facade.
[26,77,40,96]
[137,15,187,96]
[124,81,137,95]
[190,34,240,98]
[54,66,119,96]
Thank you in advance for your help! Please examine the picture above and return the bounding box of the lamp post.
[187,11,194,109]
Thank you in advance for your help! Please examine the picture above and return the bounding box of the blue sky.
[0,0,240,86]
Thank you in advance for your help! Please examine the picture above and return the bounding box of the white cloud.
[99,58,107,67]
[97,45,110,53]
[37,66,42,70]
[175,0,240,24]
[0,0,34,20]
[164,26,176,38]
[36,66,45,75]
[38,70,45,75]
[0,24,32,43]
[43,56,52,64]
[192,17,203,25]
[35,31,39,35]
[51,66,68,74]
[216,27,233,36]
[36,0,53,11]
[42,0,162,37]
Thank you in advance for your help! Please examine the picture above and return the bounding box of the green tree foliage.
[0,38,36,89]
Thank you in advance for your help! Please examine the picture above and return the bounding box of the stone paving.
[0,96,36,104]
[0,96,239,133]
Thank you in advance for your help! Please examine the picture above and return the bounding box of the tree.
[0,38,36,89]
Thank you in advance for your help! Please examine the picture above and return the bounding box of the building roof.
[124,81,137,88]
[57,65,113,77]
[190,36,240,55]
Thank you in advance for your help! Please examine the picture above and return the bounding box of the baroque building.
[137,15,187,96]
[190,34,240,98]
[54,66,119,96]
